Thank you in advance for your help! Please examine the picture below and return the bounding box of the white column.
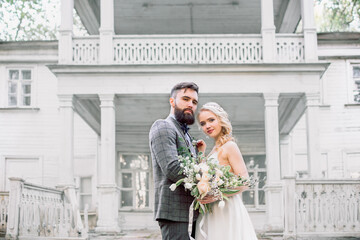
[99,0,115,64]
[261,0,276,62]
[280,134,294,178]
[58,94,75,187]
[280,134,296,239]
[96,94,120,233]
[59,0,74,64]
[263,93,283,232]
[301,0,318,62]
[305,93,322,178]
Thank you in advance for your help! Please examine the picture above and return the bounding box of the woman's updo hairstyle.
[198,102,235,148]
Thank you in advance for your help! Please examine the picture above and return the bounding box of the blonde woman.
[195,102,258,240]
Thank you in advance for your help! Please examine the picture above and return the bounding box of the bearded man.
[149,82,199,240]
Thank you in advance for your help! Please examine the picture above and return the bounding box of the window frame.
[117,153,152,212]
[75,176,93,211]
[5,67,35,108]
[242,155,266,211]
[342,149,360,179]
[346,60,360,104]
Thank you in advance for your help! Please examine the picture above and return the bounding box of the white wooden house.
[0,0,359,239]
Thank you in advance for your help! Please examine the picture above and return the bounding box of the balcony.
[70,34,305,65]
[283,178,360,239]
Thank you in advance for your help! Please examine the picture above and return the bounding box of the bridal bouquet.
[170,144,254,213]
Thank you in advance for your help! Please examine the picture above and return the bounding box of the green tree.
[316,0,360,32]
[0,0,87,41]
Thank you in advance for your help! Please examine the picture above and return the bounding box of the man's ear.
[169,97,175,108]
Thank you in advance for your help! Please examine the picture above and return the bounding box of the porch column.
[58,94,75,187]
[305,93,322,178]
[59,0,73,64]
[280,134,294,178]
[301,0,318,62]
[280,134,296,239]
[263,93,283,232]
[261,0,276,62]
[99,0,114,64]
[96,94,120,233]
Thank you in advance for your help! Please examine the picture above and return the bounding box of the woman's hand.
[224,186,249,197]
[196,139,206,154]
[197,194,220,204]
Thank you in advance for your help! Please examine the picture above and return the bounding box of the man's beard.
[174,105,195,125]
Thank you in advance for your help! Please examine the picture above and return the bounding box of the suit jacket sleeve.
[150,120,184,183]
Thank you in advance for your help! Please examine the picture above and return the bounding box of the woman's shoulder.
[222,140,238,149]
[220,141,240,155]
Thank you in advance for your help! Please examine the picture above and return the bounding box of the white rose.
[185,183,192,189]
[216,169,223,176]
[169,184,177,191]
[193,165,200,173]
[218,179,224,186]
[218,200,225,209]
[199,163,209,172]
[196,174,201,180]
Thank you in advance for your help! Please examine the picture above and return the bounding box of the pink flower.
[201,171,210,181]
[197,180,210,195]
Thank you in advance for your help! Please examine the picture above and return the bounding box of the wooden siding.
[291,59,360,178]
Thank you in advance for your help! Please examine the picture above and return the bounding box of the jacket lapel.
[167,116,194,155]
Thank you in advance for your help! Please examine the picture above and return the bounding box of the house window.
[345,152,360,179]
[79,177,92,210]
[242,155,266,209]
[353,65,360,103]
[118,154,150,210]
[7,69,33,107]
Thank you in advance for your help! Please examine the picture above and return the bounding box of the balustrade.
[295,180,360,235]
[0,192,9,235]
[113,35,263,64]
[72,37,100,64]
[276,34,305,63]
[69,34,308,65]
[6,178,86,240]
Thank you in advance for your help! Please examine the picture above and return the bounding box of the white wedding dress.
[195,152,258,240]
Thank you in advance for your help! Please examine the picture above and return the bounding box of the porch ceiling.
[75,0,299,35]
[74,93,305,154]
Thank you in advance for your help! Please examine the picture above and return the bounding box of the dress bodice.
[207,151,234,172]
[207,151,219,165]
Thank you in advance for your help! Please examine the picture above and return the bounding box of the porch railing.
[284,178,360,238]
[276,34,304,63]
[0,192,9,235]
[6,178,87,240]
[72,36,100,64]
[70,34,306,65]
[113,34,263,64]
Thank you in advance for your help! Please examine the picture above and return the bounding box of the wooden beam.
[277,0,301,33]
[73,97,101,135]
[74,0,100,35]
[279,95,306,134]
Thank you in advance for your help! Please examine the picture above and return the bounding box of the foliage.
[316,0,360,32]
[172,140,254,214]
[0,0,87,41]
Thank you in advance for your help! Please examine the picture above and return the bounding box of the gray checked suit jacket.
[149,115,198,222]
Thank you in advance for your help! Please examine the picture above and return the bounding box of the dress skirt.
[195,194,258,240]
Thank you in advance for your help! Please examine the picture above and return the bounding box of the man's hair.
[170,82,199,98]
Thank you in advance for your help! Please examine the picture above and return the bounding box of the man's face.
[170,88,198,125]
